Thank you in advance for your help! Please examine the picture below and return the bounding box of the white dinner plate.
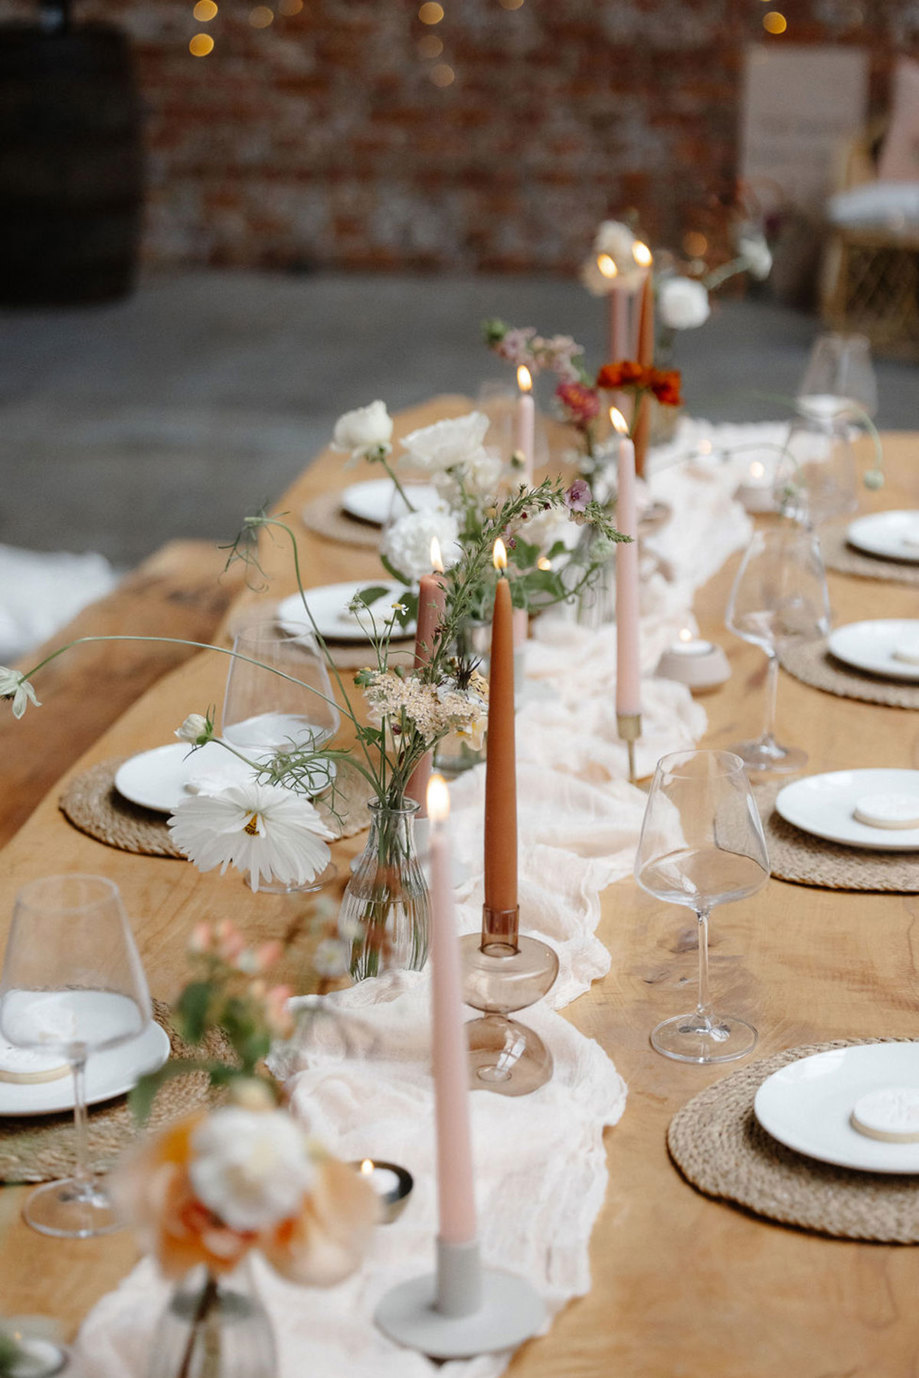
[827,620,919,682]
[0,1021,170,1117]
[847,510,919,564]
[754,1042,919,1173]
[339,478,440,527]
[115,741,335,815]
[774,769,919,850]
[277,580,415,642]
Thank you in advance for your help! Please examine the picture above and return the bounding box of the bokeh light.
[763,10,787,32]
[683,230,708,257]
[249,5,274,26]
[278,0,303,13]
[430,61,455,86]
[419,2,445,24]
[418,34,443,57]
[189,32,214,54]
[193,1,218,20]
[499,0,525,9]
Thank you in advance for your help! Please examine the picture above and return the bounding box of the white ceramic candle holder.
[375,1238,545,1359]
[656,637,730,692]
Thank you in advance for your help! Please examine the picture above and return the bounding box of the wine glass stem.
[695,905,713,1022]
[70,1053,92,1192]
[760,651,779,747]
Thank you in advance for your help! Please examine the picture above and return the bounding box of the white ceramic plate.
[847,510,919,564]
[754,1042,919,1173]
[827,619,919,682]
[339,478,440,527]
[0,1021,170,1117]
[115,741,335,815]
[277,580,415,642]
[774,769,919,851]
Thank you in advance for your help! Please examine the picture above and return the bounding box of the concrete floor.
[1,270,917,569]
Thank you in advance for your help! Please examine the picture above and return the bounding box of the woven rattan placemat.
[753,779,919,892]
[668,1037,919,1242]
[60,757,374,858]
[0,1001,231,1184]
[779,638,919,710]
[821,523,919,587]
[301,492,381,550]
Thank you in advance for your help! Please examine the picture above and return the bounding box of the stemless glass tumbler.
[0,874,151,1237]
[635,750,769,1064]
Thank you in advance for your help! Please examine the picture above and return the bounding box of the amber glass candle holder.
[459,905,559,1097]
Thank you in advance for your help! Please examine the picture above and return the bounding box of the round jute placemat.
[300,492,380,550]
[753,779,919,892]
[779,637,919,710]
[0,1001,232,1184]
[668,1037,919,1242]
[821,523,919,587]
[60,757,375,858]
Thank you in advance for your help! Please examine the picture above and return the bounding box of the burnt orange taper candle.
[483,540,517,916]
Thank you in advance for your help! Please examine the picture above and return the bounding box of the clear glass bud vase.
[341,798,430,981]
[148,1263,277,1378]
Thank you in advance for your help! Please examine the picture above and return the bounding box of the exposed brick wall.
[6,0,918,272]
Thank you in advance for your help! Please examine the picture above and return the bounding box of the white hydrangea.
[331,400,393,463]
[381,508,462,582]
[657,276,711,331]
[189,1107,316,1232]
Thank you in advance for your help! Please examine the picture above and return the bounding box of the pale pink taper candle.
[406,539,448,817]
[513,365,535,647]
[427,773,477,1247]
[612,409,641,716]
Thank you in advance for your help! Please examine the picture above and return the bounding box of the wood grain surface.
[1,404,918,1375]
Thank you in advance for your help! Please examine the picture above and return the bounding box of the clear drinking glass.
[773,413,858,530]
[635,750,769,1063]
[0,874,151,1237]
[796,332,878,423]
[725,526,831,775]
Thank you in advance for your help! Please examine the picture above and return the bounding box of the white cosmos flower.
[331,400,393,463]
[175,712,212,745]
[168,780,335,892]
[657,276,711,331]
[401,412,490,475]
[381,508,462,582]
[189,1107,316,1232]
[0,666,40,719]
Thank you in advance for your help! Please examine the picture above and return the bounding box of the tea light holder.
[351,1159,414,1224]
[735,459,777,514]
[656,629,730,693]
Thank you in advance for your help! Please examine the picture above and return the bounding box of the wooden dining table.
[1,400,918,1375]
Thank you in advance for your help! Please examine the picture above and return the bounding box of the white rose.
[657,276,711,331]
[331,400,393,462]
[737,231,773,281]
[401,412,490,474]
[381,508,462,582]
[189,1107,316,1232]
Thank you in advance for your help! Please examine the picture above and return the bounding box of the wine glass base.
[727,739,807,776]
[465,1015,554,1096]
[24,1176,123,1238]
[650,1013,757,1065]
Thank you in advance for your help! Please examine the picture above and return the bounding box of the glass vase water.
[341,799,430,981]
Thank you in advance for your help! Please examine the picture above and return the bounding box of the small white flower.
[657,276,711,331]
[331,400,393,463]
[519,503,580,556]
[189,1107,316,1232]
[0,666,40,719]
[593,218,637,264]
[175,712,212,745]
[381,509,462,582]
[736,229,773,281]
[401,412,490,475]
[168,780,335,892]
[313,937,349,978]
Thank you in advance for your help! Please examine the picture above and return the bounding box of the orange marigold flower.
[649,369,682,406]
[595,361,649,390]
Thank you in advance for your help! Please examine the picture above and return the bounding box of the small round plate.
[754,1042,919,1173]
[340,478,440,527]
[847,510,919,564]
[827,619,919,682]
[0,1021,170,1117]
[774,769,919,850]
[277,580,415,642]
[115,741,336,815]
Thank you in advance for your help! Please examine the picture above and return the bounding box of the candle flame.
[750,460,765,480]
[609,406,629,436]
[360,1159,374,1175]
[597,253,618,279]
[427,772,450,822]
[516,364,533,393]
[678,628,693,644]
[537,555,552,571]
[632,241,653,268]
[430,535,444,573]
[698,438,713,455]
[493,538,508,572]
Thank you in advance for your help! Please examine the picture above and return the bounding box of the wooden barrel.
[0,24,144,306]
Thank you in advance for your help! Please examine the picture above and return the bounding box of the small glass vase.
[433,618,491,776]
[341,798,430,981]
[574,528,616,629]
[148,1263,277,1378]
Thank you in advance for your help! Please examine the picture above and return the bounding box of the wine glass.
[725,526,831,775]
[0,874,151,1237]
[773,414,858,530]
[796,332,878,423]
[635,750,769,1063]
